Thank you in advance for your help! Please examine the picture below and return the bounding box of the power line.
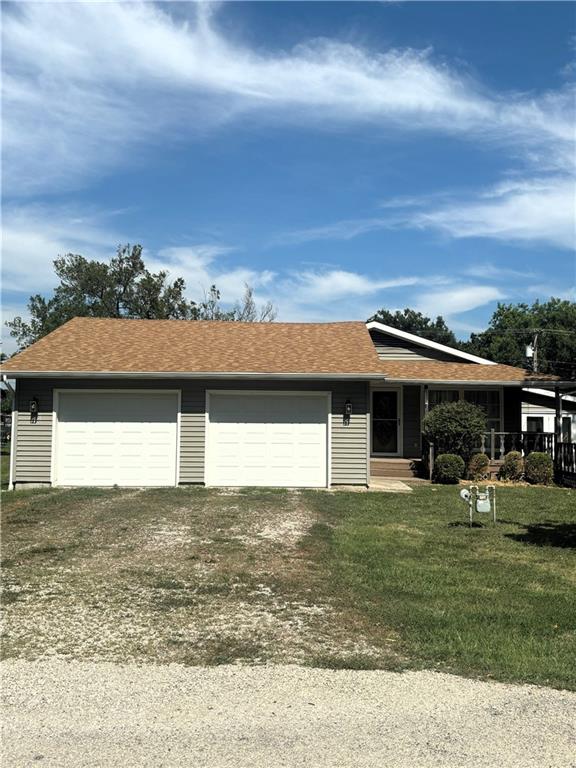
[477,328,574,335]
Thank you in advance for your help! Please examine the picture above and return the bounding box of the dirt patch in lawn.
[1,487,397,667]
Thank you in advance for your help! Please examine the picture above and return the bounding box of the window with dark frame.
[428,388,501,432]
[527,416,544,433]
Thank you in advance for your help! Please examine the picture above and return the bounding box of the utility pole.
[526,331,539,373]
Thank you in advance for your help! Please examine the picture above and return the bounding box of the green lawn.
[305,485,576,689]
[1,447,9,489]
[1,483,574,689]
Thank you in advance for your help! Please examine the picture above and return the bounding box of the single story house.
[522,388,576,443]
[1,317,570,490]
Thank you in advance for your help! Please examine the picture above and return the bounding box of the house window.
[562,416,572,442]
[527,416,544,433]
[428,388,502,432]
[428,389,459,409]
[464,390,501,432]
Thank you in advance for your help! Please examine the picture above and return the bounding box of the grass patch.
[155,594,198,610]
[1,447,9,490]
[24,543,80,557]
[202,637,268,665]
[2,482,574,688]
[309,654,390,671]
[152,577,187,590]
[303,485,576,690]
[1,590,26,605]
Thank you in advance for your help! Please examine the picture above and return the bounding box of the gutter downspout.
[2,375,16,491]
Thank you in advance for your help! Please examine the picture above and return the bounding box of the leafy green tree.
[461,299,576,379]
[1,387,12,414]
[6,245,276,350]
[367,308,458,346]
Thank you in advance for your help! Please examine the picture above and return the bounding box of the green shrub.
[468,453,490,481]
[525,452,554,485]
[422,401,487,463]
[499,451,524,482]
[433,454,465,484]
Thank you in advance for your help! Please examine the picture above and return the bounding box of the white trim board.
[2,371,387,381]
[366,320,497,365]
[523,387,576,401]
[383,378,526,386]
[8,382,16,491]
[370,385,403,457]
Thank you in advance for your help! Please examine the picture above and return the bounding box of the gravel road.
[2,660,575,767]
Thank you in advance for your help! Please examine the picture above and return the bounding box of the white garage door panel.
[206,393,328,488]
[55,392,178,486]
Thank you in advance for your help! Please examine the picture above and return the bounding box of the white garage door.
[55,391,179,487]
[206,392,329,488]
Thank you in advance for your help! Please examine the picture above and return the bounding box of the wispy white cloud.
[2,201,494,326]
[2,2,573,195]
[463,262,538,280]
[277,271,423,303]
[414,284,506,317]
[0,200,547,358]
[1,204,126,294]
[147,245,275,302]
[412,176,575,250]
[148,249,429,313]
[1,303,31,356]
[272,216,390,246]
[526,282,576,301]
[278,174,575,250]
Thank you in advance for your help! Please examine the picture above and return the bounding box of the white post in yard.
[554,387,562,476]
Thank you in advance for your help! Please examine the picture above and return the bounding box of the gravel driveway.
[3,660,575,767]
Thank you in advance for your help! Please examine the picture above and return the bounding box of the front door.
[372,390,400,455]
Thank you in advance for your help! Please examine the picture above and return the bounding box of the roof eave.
[366,321,497,365]
[382,378,567,387]
[1,370,388,380]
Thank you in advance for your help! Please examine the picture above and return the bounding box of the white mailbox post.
[460,485,496,527]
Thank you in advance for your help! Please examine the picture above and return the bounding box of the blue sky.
[2,1,575,352]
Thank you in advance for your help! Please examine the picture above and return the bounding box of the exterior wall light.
[30,397,39,424]
[344,399,352,425]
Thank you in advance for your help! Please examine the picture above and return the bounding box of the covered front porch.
[368,382,572,481]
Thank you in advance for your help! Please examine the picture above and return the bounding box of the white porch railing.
[480,430,555,461]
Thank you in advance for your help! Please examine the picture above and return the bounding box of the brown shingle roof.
[1,317,385,376]
[379,360,557,383]
[2,317,559,383]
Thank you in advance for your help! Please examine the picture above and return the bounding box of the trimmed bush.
[525,452,554,485]
[499,451,524,482]
[433,453,465,484]
[422,401,487,463]
[468,453,490,481]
